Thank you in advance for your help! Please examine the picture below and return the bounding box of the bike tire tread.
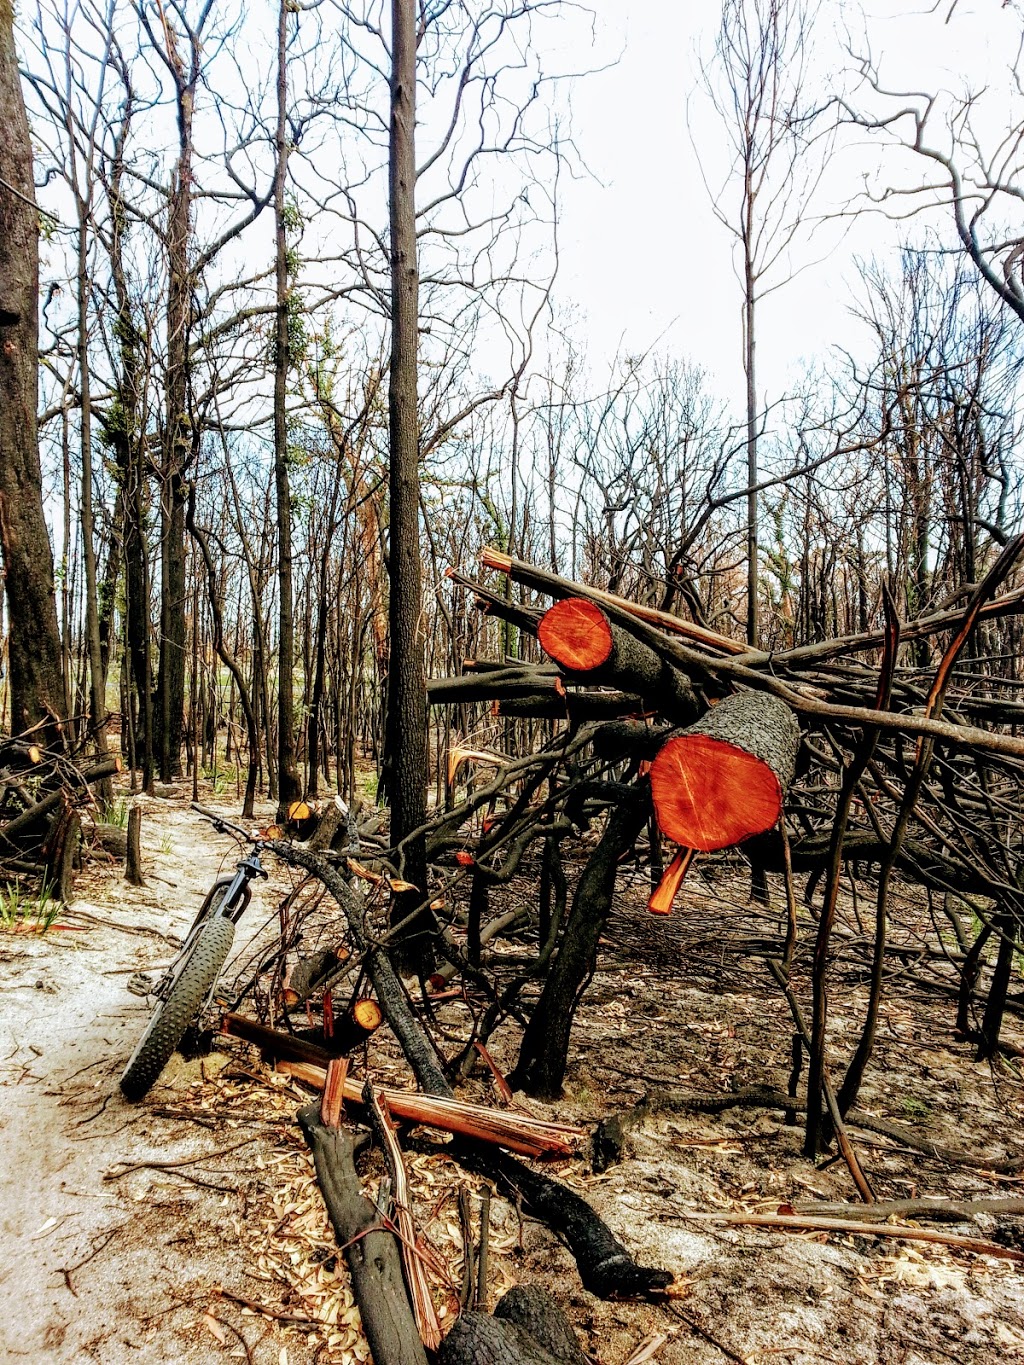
[119,915,235,1102]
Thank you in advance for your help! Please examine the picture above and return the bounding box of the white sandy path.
[0,793,316,1365]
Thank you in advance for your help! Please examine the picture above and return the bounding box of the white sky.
[549,0,1023,407]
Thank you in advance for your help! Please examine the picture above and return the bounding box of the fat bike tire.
[119,915,235,1102]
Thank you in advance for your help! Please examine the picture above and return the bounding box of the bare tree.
[844,5,1024,325]
[697,0,825,645]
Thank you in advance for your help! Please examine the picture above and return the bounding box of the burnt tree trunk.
[273,0,301,818]
[508,789,650,1100]
[0,0,68,745]
[440,1286,588,1365]
[384,0,436,974]
[154,16,201,782]
[297,1104,428,1365]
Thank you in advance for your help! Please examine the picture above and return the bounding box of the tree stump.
[125,805,145,886]
[439,1286,589,1365]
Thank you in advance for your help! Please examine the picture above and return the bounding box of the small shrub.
[0,880,61,934]
[100,796,131,828]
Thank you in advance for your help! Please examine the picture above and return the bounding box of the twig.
[476,1185,491,1311]
[216,1288,314,1325]
[458,1186,475,1309]
[104,1137,256,1179]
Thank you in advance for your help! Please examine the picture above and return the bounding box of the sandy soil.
[3,792,1024,1364]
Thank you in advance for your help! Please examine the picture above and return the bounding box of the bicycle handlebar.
[191,802,265,845]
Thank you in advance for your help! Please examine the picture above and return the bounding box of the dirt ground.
[3,791,1024,1364]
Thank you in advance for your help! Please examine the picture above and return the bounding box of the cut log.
[307,795,351,852]
[537,598,699,725]
[480,547,744,655]
[296,1103,428,1365]
[283,947,351,1006]
[329,996,383,1054]
[650,691,800,851]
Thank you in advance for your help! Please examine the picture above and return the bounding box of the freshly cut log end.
[351,997,383,1033]
[650,691,800,852]
[538,597,614,671]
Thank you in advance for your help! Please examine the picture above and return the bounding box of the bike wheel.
[119,915,235,1102]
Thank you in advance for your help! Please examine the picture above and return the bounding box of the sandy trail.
[0,794,314,1364]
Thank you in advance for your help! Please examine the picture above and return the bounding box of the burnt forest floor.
[2,787,1023,1365]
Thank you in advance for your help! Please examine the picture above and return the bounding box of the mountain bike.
[119,804,273,1102]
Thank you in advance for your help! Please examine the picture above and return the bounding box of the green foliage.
[100,796,131,828]
[202,764,235,797]
[0,880,60,934]
[281,196,303,234]
[901,1094,930,1122]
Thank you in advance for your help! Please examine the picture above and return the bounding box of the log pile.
[0,740,121,902]
[422,537,1024,1114]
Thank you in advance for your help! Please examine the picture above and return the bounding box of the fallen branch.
[794,1196,1024,1224]
[296,1101,428,1365]
[367,1087,443,1352]
[684,1210,1024,1262]
[271,1058,584,1159]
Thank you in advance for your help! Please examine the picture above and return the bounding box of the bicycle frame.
[151,847,268,1004]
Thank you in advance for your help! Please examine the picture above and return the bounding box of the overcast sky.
[547,0,1022,406]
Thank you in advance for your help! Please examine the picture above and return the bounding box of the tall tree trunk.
[155,29,197,781]
[76,222,110,763]
[273,0,301,816]
[385,0,436,974]
[0,0,67,744]
[744,215,758,648]
[106,101,153,786]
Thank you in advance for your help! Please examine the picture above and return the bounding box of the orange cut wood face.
[650,734,783,851]
[538,597,614,670]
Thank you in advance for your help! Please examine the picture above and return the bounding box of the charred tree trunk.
[154,19,200,782]
[273,0,301,818]
[508,789,649,1100]
[297,1104,428,1365]
[440,1286,588,1365]
[0,0,67,744]
[384,0,436,974]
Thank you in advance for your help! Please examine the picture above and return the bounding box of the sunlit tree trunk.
[0,0,67,743]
